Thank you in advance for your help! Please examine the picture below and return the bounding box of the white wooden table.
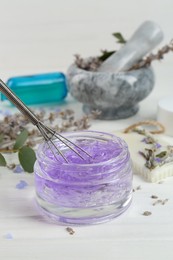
[0,0,173,259]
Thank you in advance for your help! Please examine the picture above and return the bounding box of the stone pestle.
[98,21,164,73]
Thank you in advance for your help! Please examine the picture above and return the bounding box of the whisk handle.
[0,79,39,125]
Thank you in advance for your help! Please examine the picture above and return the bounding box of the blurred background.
[0,0,172,118]
[0,0,172,73]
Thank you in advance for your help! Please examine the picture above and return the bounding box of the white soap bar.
[114,131,173,183]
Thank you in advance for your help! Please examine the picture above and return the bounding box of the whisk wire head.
[37,122,69,162]
[0,79,92,163]
[36,121,92,162]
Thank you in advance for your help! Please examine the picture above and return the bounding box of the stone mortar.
[67,63,155,120]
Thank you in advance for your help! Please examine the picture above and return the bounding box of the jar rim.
[36,130,129,167]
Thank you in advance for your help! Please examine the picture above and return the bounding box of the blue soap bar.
[1,72,68,105]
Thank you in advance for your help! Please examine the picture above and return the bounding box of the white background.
[0,0,173,259]
[0,0,172,119]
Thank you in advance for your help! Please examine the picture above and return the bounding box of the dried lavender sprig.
[0,109,99,151]
[74,54,102,71]
[128,40,173,71]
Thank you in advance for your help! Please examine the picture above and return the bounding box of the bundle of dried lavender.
[0,108,99,172]
[0,109,98,150]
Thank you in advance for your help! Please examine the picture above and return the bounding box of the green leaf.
[0,153,7,166]
[0,134,4,143]
[112,32,126,44]
[156,151,167,158]
[18,146,36,173]
[99,50,115,61]
[13,129,28,150]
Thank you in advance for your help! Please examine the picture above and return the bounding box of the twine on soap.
[124,120,165,134]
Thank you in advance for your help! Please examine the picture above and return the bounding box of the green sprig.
[13,129,28,150]
[0,129,36,173]
[112,32,126,44]
[18,146,36,173]
[0,153,7,166]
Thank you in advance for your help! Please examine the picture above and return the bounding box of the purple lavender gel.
[34,131,133,224]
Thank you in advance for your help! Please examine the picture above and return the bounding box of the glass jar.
[34,131,133,225]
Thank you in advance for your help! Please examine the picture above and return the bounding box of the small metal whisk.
[0,79,91,162]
